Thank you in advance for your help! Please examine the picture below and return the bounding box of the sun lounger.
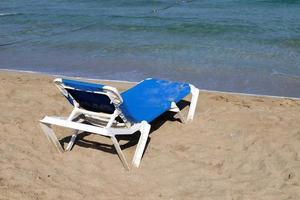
[40,78,199,170]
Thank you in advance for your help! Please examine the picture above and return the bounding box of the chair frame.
[40,78,199,170]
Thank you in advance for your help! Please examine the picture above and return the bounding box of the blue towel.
[120,79,190,123]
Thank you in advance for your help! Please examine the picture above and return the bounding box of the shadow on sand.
[59,100,190,158]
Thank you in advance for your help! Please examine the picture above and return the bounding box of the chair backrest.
[54,78,123,114]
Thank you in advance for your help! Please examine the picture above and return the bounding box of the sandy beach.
[0,70,300,200]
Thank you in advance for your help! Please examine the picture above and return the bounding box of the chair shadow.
[59,99,190,157]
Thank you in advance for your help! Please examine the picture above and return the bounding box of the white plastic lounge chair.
[40,78,199,170]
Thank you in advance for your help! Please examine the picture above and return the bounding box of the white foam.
[0,12,19,16]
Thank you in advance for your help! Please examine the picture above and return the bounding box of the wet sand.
[0,71,300,200]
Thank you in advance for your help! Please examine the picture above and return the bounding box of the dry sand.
[0,71,300,200]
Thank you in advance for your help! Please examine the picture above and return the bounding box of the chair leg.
[169,102,186,123]
[40,122,64,153]
[132,121,151,168]
[174,111,186,124]
[65,130,79,151]
[187,85,200,122]
[67,107,81,121]
[110,135,130,170]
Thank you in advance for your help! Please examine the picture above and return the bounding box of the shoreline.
[1,68,300,100]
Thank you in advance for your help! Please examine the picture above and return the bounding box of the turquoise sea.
[1,0,300,97]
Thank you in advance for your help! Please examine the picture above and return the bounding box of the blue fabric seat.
[120,79,190,123]
[61,78,191,123]
[62,79,115,113]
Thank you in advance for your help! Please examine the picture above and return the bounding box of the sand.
[0,70,300,200]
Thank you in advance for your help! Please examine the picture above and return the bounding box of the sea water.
[1,0,300,97]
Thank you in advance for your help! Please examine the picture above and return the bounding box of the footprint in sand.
[211,95,229,102]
